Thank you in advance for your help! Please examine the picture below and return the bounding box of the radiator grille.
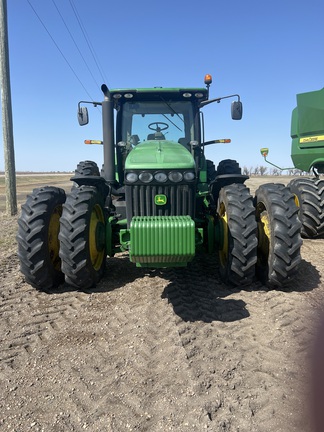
[125,184,195,226]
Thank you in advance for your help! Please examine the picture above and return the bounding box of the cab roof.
[109,87,208,103]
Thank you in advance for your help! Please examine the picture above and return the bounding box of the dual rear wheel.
[17,184,107,290]
[217,183,302,287]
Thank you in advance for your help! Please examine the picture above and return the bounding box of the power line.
[26,0,95,101]
[51,0,101,90]
[68,0,108,86]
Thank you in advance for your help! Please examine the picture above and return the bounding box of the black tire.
[216,159,241,176]
[17,186,66,289]
[75,160,100,177]
[72,160,100,191]
[206,160,216,182]
[288,177,324,239]
[59,185,106,289]
[254,183,302,287]
[217,183,257,286]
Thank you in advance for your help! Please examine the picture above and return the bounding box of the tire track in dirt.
[0,253,87,369]
[0,241,322,431]
[0,263,205,431]
[162,252,320,431]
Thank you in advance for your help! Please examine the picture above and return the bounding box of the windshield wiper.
[159,96,184,125]
[162,113,182,132]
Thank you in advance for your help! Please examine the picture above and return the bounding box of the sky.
[1,0,323,172]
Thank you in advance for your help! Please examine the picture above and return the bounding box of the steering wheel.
[148,122,169,132]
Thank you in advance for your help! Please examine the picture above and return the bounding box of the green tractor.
[261,87,324,239]
[17,75,302,290]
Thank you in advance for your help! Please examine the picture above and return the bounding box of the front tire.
[288,177,324,238]
[217,183,257,286]
[255,183,302,287]
[17,186,66,289]
[59,186,106,289]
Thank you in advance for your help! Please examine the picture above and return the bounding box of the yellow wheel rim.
[257,205,270,262]
[294,194,300,208]
[48,205,62,271]
[89,204,105,271]
[219,202,229,268]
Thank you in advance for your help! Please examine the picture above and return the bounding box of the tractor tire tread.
[59,185,106,289]
[288,177,324,238]
[74,160,100,177]
[218,183,257,286]
[16,186,66,289]
[216,159,241,176]
[255,183,302,287]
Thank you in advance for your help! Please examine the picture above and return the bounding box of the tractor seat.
[147,133,165,140]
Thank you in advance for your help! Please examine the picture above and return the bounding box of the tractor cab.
[109,88,208,185]
[111,88,208,147]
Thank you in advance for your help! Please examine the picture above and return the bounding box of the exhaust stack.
[101,84,115,183]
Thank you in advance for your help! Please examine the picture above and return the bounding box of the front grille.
[125,183,195,226]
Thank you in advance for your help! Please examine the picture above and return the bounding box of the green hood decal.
[125,140,195,170]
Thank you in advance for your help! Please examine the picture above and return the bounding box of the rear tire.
[255,183,302,287]
[17,186,66,289]
[216,159,241,176]
[288,177,324,238]
[59,185,106,289]
[74,160,100,177]
[217,183,257,286]
[72,160,100,191]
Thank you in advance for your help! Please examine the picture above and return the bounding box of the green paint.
[125,141,195,170]
[291,87,324,173]
[129,215,195,267]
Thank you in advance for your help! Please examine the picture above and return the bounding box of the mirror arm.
[199,94,240,108]
[78,100,102,112]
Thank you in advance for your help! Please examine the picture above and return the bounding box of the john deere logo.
[155,194,167,205]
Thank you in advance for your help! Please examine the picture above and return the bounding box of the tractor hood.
[125,141,195,170]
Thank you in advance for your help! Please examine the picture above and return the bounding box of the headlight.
[154,172,168,182]
[125,172,138,182]
[183,171,195,181]
[139,172,153,183]
[168,171,183,182]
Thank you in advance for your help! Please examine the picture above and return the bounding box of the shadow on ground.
[23,249,321,324]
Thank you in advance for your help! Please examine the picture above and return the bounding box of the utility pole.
[0,0,17,215]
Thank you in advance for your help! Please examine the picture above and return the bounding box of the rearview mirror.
[231,101,243,120]
[78,107,89,126]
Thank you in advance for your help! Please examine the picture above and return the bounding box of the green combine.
[17,75,302,290]
[262,87,324,239]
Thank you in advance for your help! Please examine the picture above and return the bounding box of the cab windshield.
[121,100,195,147]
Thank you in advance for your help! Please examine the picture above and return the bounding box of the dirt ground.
[1,175,324,431]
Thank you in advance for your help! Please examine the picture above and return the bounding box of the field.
[0,174,323,431]
[0,174,72,212]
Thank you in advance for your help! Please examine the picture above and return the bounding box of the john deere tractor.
[17,75,302,290]
[261,87,324,239]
